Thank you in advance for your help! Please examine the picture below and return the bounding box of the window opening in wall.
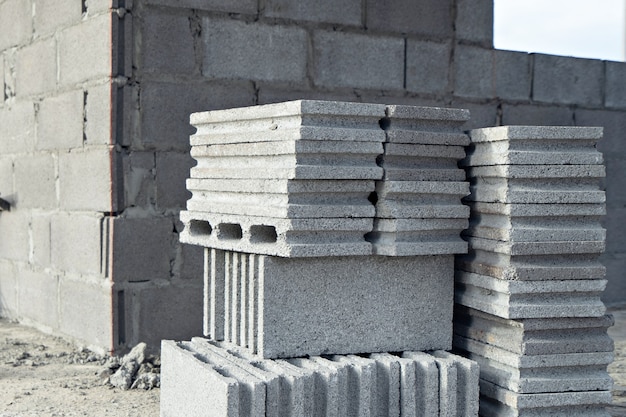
[494,0,626,62]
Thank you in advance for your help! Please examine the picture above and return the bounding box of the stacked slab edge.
[454,126,613,416]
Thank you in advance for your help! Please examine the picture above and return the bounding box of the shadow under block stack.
[454,126,613,416]
[161,100,480,416]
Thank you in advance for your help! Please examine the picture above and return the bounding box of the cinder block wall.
[2,0,626,352]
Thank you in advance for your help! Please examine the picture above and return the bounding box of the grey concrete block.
[59,13,113,86]
[160,340,240,417]
[17,269,59,330]
[494,50,531,100]
[37,89,84,150]
[0,261,17,318]
[140,80,256,150]
[605,61,626,108]
[181,210,374,257]
[373,180,470,217]
[449,99,498,130]
[51,212,105,276]
[384,104,470,136]
[405,40,451,94]
[0,100,36,154]
[466,180,605,204]
[202,18,307,83]
[15,37,57,97]
[601,253,626,306]
[575,108,626,155]
[455,270,607,319]
[264,0,361,25]
[31,214,51,267]
[454,45,494,98]
[14,154,56,209]
[0,211,30,262]
[433,355,458,417]
[456,249,606,281]
[365,0,453,37]
[139,9,196,75]
[455,0,493,45]
[464,235,605,256]
[466,201,606,218]
[433,351,480,417]
[332,355,378,415]
[502,104,575,127]
[0,0,33,50]
[85,83,113,146]
[467,164,605,181]
[121,151,155,208]
[454,306,614,355]
[209,252,453,358]
[33,0,82,36]
[156,152,194,209]
[110,216,173,282]
[142,0,257,13]
[479,396,611,417]
[368,353,402,417]
[312,30,404,90]
[533,54,604,106]
[59,149,116,211]
[479,379,612,411]
[58,276,113,351]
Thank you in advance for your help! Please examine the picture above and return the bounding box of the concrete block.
[16,37,57,97]
[59,13,113,86]
[122,151,155,208]
[366,0,453,37]
[33,0,82,36]
[605,61,626,108]
[456,249,606,281]
[160,340,240,417]
[465,234,605,257]
[466,201,606,218]
[110,216,173,282]
[601,253,626,306]
[130,285,203,350]
[454,306,614,356]
[264,0,361,25]
[0,100,36,154]
[202,18,307,83]
[140,80,256,150]
[179,243,204,281]
[37,89,84,150]
[604,157,626,207]
[479,379,612,412]
[51,212,104,276]
[494,50,531,100]
[14,153,56,209]
[502,104,574,127]
[0,157,13,200]
[455,0,493,45]
[17,269,59,330]
[533,54,604,106]
[454,45,494,98]
[433,355,458,417]
[455,270,607,319]
[449,99,498,130]
[140,9,195,75]
[605,206,626,250]
[312,30,404,90]
[0,261,18,318]
[31,214,51,267]
[433,351,480,417]
[142,0,257,13]
[456,336,612,392]
[332,355,378,415]
[467,164,605,181]
[405,40,451,94]
[210,252,453,358]
[0,0,33,50]
[181,210,374,257]
[59,149,116,211]
[0,211,30,262]
[575,108,626,156]
[85,83,113,145]
[58,276,113,351]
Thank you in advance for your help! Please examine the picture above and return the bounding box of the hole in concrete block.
[378,117,391,130]
[189,220,213,236]
[218,223,243,240]
[368,191,378,205]
[250,225,278,243]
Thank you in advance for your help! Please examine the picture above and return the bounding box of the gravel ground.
[2,310,626,416]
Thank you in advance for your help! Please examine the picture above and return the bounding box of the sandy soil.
[0,319,159,417]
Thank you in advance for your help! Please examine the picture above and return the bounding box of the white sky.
[494,0,626,62]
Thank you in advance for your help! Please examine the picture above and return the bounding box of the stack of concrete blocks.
[161,100,479,416]
[454,126,613,416]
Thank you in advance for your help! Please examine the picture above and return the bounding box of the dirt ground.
[0,319,159,416]
[2,311,626,416]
